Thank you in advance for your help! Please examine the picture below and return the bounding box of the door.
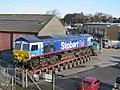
[92,80,100,90]
[118,32,120,41]
[30,42,44,57]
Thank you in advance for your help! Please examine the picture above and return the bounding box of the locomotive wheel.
[28,59,34,68]
[57,55,62,60]
[28,58,39,68]
[74,51,79,57]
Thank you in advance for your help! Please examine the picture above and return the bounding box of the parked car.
[113,76,120,90]
[79,77,101,90]
[113,42,120,49]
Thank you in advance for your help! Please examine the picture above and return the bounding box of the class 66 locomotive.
[13,34,94,68]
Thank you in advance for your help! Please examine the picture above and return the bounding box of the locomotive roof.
[38,34,93,42]
[15,34,93,43]
[37,34,81,40]
[15,36,41,43]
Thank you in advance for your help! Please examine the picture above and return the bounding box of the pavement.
[57,49,120,76]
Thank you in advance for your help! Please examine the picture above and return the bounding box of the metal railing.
[0,59,16,90]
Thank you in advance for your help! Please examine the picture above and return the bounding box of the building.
[84,23,120,40]
[106,27,120,40]
[0,14,66,51]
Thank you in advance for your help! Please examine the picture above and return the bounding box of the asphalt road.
[55,49,120,90]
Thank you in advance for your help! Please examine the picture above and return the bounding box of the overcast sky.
[0,0,120,18]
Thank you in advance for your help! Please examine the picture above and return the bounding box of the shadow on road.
[109,60,120,64]
[111,56,120,60]
[56,78,82,90]
[70,78,82,90]
[110,63,120,69]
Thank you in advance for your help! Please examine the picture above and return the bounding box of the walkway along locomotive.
[13,34,99,77]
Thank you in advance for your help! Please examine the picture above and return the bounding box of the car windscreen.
[22,44,29,51]
[116,77,120,84]
[116,43,120,46]
[15,43,21,50]
[83,81,91,86]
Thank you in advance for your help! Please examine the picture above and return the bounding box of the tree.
[63,12,115,25]
[46,9,61,18]
[63,12,85,25]
[94,12,113,23]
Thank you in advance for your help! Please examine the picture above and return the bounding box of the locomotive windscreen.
[15,43,21,50]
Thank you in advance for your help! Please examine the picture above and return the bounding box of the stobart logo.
[61,40,84,50]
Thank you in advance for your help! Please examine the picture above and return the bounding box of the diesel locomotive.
[13,34,94,68]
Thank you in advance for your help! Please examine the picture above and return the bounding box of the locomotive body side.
[55,38,88,51]
[41,36,92,55]
[42,34,94,54]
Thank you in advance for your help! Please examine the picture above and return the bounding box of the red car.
[79,77,101,90]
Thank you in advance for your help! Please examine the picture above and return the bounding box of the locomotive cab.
[14,41,31,62]
[13,36,43,63]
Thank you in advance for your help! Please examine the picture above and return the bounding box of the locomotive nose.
[13,50,30,62]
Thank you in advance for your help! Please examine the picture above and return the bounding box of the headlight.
[14,55,18,58]
[25,56,29,59]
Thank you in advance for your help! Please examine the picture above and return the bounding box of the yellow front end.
[13,50,31,62]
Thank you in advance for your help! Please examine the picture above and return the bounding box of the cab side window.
[44,46,49,53]
[31,45,38,51]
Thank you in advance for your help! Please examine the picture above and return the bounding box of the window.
[83,81,91,86]
[23,44,29,51]
[50,45,55,52]
[44,46,49,53]
[15,43,21,50]
[94,80,99,84]
[31,45,38,51]
[118,32,120,40]
[116,77,120,84]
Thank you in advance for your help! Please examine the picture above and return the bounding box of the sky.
[0,0,120,18]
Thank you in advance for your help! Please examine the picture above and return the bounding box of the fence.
[0,59,42,90]
[0,59,16,90]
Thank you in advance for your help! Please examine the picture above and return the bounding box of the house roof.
[0,14,54,33]
[84,22,120,25]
